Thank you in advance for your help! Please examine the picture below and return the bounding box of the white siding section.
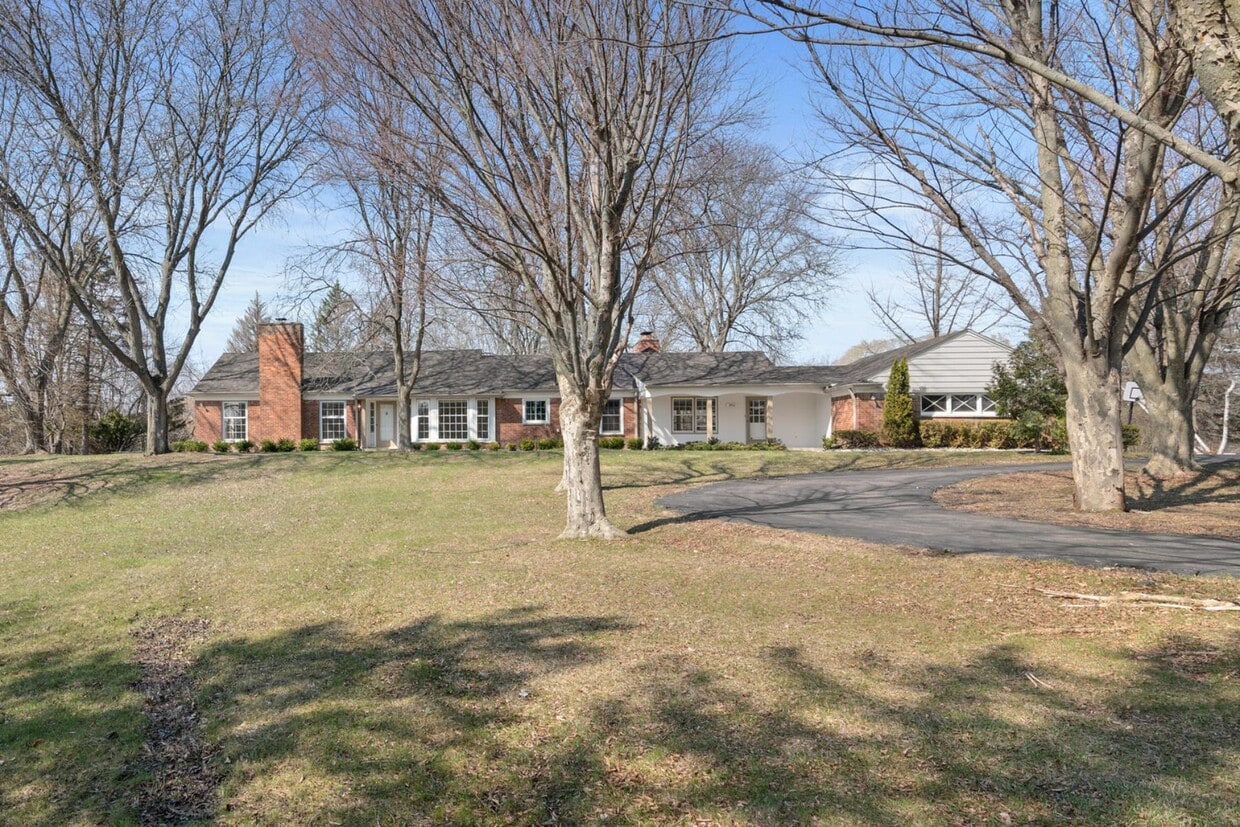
[769,393,827,449]
[866,332,1012,393]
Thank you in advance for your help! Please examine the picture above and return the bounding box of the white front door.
[378,404,396,447]
[747,398,767,442]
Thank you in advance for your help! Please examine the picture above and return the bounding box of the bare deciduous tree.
[1125,164,1240,475]
[0,0,314,453]
[305,0,733,537]
[800,0,1193,510]
[866,215,1010,343]
[647,138,840,360]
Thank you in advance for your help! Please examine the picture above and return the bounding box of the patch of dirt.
[131,616,216,826]
[934,467,1240,538]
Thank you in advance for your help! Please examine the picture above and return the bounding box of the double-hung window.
[416,401,430,440]
[438,400,469,440]
[476,399,491,440]
[320,402,346,441]
[523,399,548,424]
[222,402,247,441]
[672,397,716,433]
[600,399,622,434]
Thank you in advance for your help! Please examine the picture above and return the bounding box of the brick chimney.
[257,321,304,441]
[633,331,661,353]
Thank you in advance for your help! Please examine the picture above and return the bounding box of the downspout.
[849,387,858,430]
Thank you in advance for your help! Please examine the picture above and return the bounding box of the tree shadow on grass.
[0,641,143,826]
[1130,466,1240,512]
[5,608,1239,824]
[190,611,1240,825]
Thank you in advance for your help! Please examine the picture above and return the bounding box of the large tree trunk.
[145,387,170,455]
[557,386,624,539]
[1063,361,1128,511]
[1140,382,1200,476]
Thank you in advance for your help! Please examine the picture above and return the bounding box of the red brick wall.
[255,323,304,442]
[193,400,263,442]
[831,394,883,431]
[496,397,561,444]
[301,400,358,442]
[193,401,222,442]
[493,397,639,444]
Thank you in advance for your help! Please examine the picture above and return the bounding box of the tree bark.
[557,385,623,539]
[145,387,170,455]
[1140,382,1200,476]
[1063,362,1128,511]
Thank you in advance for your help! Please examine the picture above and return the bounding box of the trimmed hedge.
[172,439,209,453]
[298,438,320,452]
[331,437,357,451]
[211,440,231,453]
[599,437,626,450]
[832,429,880,449]
[672,438,787,452]
[625,437,644,450]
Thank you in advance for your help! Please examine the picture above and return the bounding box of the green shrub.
[212,440,231,453]
[625,437,643,450]
[1122,424,1142,449]
[298,438,320,452]
[487,442,501,451]
[599,436,626,450]
[537,437,562,450]
[172,439,209,453]
[833,429,880,449]
[467,440,481,451]
[88,410,144,453]
[422,441,440,451]
[276,438,297,452]
[259,439,279,453]
[882,358,921,447]
[645,435,661,450]
[235,439,254,453]
[444,441,463,450]
[822,435,839,450]
[408,442,423,451]
[331,437,357,451]
[518,438,536,451]
[506,442,518,451]
[750,438,786,451]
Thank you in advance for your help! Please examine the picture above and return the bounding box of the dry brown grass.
[935,466,1240,538]
[1,451,1238,825]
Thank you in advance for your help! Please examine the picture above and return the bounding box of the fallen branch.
[1035,589,1240,611]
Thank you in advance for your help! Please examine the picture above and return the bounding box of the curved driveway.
[656,460,1240,577]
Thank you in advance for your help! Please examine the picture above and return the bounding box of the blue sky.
[192,30,904,372]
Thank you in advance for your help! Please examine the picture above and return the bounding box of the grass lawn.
[1,449,1238,825]
[936,466,1240,539]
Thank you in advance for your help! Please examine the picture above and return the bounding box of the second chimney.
[633,331,661,353]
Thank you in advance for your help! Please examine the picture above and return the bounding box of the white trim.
[600,397,624,435]
[319,400,348,442]
[522,397,550,425]
[918,393,998,418]
[222,401,248,442]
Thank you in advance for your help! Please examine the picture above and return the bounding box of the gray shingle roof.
[189,333,985,397]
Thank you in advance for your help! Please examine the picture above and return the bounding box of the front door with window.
[378,403,396,448]
[747,397,767,442]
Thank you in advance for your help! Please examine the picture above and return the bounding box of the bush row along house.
[188,323,1014,449]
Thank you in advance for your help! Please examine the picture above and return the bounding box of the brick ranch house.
[188,324,1013,449]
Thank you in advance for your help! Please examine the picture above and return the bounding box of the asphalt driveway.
[655,459,1240,577]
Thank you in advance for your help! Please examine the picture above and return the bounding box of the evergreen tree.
[988,337,1068,451]
[988,337,1067,419]
[224,293,269,352]
[881,357,921,447]
[310,282,363,352]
